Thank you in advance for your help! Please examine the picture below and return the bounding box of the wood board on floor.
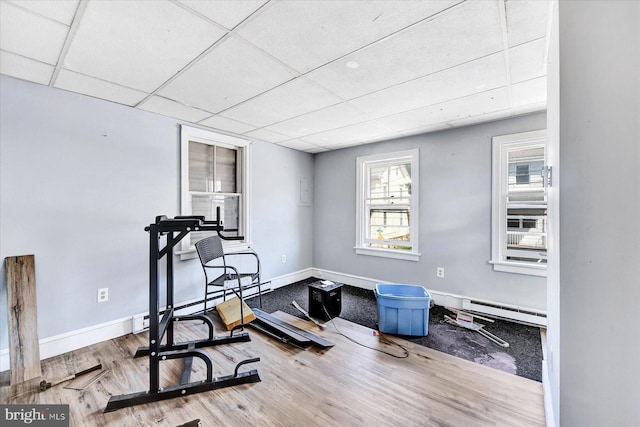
[5,255,41,385]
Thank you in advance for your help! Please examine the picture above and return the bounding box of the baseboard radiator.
[461,298,547,327]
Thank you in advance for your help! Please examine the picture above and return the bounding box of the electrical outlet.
[436,267,445,278]
[281,254,287,263]
[97,288,109,303]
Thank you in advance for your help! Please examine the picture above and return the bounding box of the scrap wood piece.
[445,307,495,323]
[6,255,41,385]
[64,368,110,391]
[444,315,509,348]
[216,296,256,331]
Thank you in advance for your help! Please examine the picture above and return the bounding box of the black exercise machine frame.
[105,209,260,412]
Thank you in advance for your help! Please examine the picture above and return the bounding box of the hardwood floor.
[1,312,545,426]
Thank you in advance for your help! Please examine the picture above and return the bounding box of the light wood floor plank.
[1,311,544,426]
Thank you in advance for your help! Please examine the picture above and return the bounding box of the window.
[179,125,251,256]
[356,149,419,261]
[491,130,547,276]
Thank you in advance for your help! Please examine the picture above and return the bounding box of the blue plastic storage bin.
[374,284,431,336]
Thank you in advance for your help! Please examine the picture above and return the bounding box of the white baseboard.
[0,268,315,373]
[0,316,132,372]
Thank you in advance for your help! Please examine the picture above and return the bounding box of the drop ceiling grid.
[0,0,551,153]
[5,0,80,25]
[61,0,228,92]
[0,1,70,65]
[234,0,463,74]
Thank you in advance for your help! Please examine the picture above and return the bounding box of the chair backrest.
[195,235,225,265]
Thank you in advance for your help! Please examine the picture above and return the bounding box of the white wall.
[313,112,548,310]
[556,1,640,425]
[0,75,314,355]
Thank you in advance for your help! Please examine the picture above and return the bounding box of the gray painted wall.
[0,75,313,350]
[557,2,640,425]
[313,112,547,309]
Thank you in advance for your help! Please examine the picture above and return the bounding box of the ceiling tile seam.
[49,0,88,87]
[217,99,345,132]
[2,0,73,26]
[339,48,508,105]
[0,48,56,66]
[210,0,468,118]
[133,2,290,114]
[497,0,514,109]
[290,118,385,142]
[142,94,221,117]
[132,32,233,109]
[373,84,515,123]
[169,0,269,34]
[45,67,151,101]
[195,114,256,129]
[224,0,275,32]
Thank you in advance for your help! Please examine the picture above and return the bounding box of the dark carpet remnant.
[246,278,542,382]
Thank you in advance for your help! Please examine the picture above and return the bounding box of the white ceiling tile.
[236,0,461,73]
[265,103,370,138]
[506,0,550,47]
[510,38,546,83]
[244,128,289,143]
[377,104,447,132]
[0,1,69,64]
[512,101,546,116]
[0,50,54,85]
[307,1,504,99]
[220,78,342,127]
[400,123,450,137]
[198,115,257,134]
[305,146,330,154]
[63,1,226,92]
[177,0,266,30]
[348,53,507,118]
[277,139,321,152]
[511,77,547,107]
[300,121,395,146]
[138,96,212,123]
[440,88,511,122]
[446,109,513,127]
[7,0,79,25]
[54,69,148,106]
[378,88,510,132]
[159,36,296,113]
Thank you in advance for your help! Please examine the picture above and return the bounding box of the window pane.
[189,142,237,193]
[191,194,240,241]
[368,162,411,201]
[216,146,237,193]
[189,142,214,192]
[508,147,544,194]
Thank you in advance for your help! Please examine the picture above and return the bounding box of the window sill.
[177,242,253,261]
[489,260,547,277]
[355,247,420,261]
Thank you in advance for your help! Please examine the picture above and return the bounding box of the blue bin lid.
[375,283,431,299]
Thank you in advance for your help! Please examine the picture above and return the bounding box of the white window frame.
[491,129,547,276]
[355,148,420,261]
[178,125,252,259]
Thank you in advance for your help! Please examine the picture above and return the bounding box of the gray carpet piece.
[246,278,542,382]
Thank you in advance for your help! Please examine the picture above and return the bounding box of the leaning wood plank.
[6,255,41,384]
